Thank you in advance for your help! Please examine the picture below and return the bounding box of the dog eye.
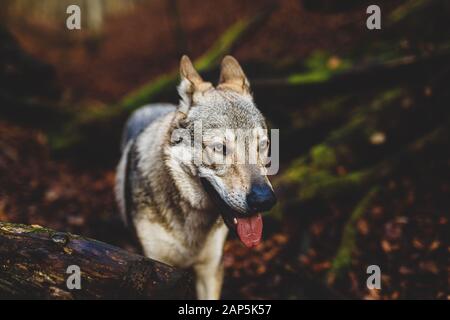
[259,138,269,150]
[211,142,226,155]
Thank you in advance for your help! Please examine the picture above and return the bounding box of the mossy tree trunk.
[0,222,193,299]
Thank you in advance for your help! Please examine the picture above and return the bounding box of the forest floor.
[1,0,448,299]
[0,118,447,299]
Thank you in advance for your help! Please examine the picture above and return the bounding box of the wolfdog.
[115,55,276,299]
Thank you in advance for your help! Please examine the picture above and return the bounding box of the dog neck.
[161,138,224,246]
[163,143,213,212]
[137,110,219,220]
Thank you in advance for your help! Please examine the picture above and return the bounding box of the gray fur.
[115,56,274,300]
[120,104,176,151]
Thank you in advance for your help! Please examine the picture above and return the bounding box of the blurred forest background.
[0,0,449,299]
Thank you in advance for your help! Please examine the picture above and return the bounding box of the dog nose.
[246,184,277,213]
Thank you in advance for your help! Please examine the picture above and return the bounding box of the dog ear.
[178,55,212,113]
[217,55,250,95]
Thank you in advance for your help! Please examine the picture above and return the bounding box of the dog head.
[166,55,276,247]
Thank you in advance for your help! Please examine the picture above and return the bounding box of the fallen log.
[279,123,449,202]
[252,48,450,107]
[327,187,380,283]
[0,222,194,299]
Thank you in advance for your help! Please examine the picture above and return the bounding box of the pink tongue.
[236,214,263,248]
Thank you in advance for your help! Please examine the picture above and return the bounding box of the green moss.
[120,74,176,113]
[287,51,351,85]
[371,88,403,111]
[282,165,310,183]
[0,222,51,235]
[324,88,403,145]
[389,0,430,23]
[268,202,284,221]
[296,169,372,201]
[195,19,249,71]
[48,18,257,152]
[122,18,250,111]
[310,145,337,170]
[297,170,334,200]
[288,71,331,84]
[328,187,379,279]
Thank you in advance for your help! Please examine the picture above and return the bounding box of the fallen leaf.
[381,240,392,253]
[419,261,439,274]
[413,238,425,250]
[357,219,369,236]
[429,241,440,251]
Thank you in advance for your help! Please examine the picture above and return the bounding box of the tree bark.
[252,49,450,107]
[0,222,194,299]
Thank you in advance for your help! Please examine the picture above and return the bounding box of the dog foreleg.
[194,260,224,300]
[194,223,228,300]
